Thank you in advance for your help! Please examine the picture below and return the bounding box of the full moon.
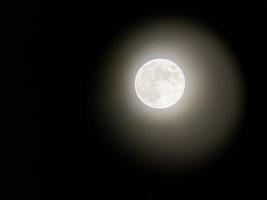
[135,58,185,109]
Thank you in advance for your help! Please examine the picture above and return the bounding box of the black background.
[2,0,267,199]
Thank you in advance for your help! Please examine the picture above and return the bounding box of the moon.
[135,58,185,109]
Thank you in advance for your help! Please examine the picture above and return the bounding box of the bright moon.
[135,58,185,109]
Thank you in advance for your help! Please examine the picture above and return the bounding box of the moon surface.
[135,58,185,109]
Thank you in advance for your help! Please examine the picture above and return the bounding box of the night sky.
[3,0,267,199]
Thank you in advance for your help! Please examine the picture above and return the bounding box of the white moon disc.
[135,58,185,109]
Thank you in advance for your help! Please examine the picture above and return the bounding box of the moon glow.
[135,59,185,109]
[98,18,245,170]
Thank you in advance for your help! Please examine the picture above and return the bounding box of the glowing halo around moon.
[96,18,245,171]
[135,58,185,109]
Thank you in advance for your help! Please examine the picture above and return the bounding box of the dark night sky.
[2,0,267,199]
